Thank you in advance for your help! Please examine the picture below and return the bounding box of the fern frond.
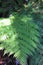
[0,12,40,65]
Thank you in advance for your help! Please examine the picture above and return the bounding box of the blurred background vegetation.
[0,0,43,18]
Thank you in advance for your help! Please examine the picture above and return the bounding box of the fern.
[0,10,40,65]
[0,0,43,65]
[28,13,43,65]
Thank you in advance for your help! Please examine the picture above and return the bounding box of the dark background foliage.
[0,0,43,18]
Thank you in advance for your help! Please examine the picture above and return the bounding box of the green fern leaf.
[0,12,40,65]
